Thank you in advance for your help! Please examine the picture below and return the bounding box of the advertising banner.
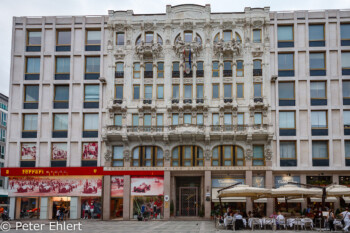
[131,176,163,196]
[211,178,245,188]
[274,176,300,188]
[8,176,102,197]
[111,176,124,197]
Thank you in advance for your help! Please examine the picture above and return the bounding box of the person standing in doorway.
[84,202,90,219]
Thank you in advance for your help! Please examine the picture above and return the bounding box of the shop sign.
[131,176,164,196]
[1,167,103,176]
[211,178,245,188]
[111,176,124,197]
[274,176,300,188]
[8,176,102,197]
[252,176,265,188]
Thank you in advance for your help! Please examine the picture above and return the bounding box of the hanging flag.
[188,48,192,70]
[183,48,186,64]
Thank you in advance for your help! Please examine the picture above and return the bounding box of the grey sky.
[1,0,350,97]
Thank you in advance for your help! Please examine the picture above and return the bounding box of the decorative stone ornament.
[164,149,170,160]
[245,148,252,160]
[123,149,130,161]
[104,149,112,162]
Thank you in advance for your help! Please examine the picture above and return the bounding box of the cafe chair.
[303,218,313,231]
[251,218,261,231]
[264,218,274,230]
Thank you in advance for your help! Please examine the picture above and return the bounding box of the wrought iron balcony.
[172,99,179,104]
[144,71,153,78]
[143,99,152,104]
[126,126,164,133]
[113,99,123,104]
[183,99,192,104]
[184,71,193,78]
[172,71,180,78]
[169,124,205,132]
[254,97,263,103]
[223,70,232,77]
[115,71,124,78]
[253,69,262,76]
[196,99,204,104]
[224,98,233,103]
[210,125,248,133]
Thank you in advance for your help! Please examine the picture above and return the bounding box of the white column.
[40,197,48,219]
[70,197,79,219]
[9,197,15,220]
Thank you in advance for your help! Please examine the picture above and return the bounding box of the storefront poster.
[252,176,265,188]
[111,176,124,197]
[131,177,163,196]
[8,176,102,197]
[52,143,67,160]
[21,143,36,160]
[211,178,245,188]
[274,176,300,188]
[82,142,98,160]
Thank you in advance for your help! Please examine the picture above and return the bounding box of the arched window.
[196,33,202,45]
[171,146,203,167]
[157,34,163,45]
[235,33,242,43]
[214,33,220,42]
[211,145,245,166]
[136,35,142,45]
[135,32,163,45]
[132,146,163,167]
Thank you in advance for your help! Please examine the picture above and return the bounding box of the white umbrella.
[271,184,322,198]
[326,185,350,197]
[218,184,271,198]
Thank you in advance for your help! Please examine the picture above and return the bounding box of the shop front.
[274,176,302,215]
[110,176,124,219]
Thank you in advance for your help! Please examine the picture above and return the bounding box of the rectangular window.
[26,57,40,74]
[278,53,294,76]
[254,113,262,125]
[344,111,350,128]
[145,32,154,43]
[310,82,326,99]
[184,114,192,124]
[84,114,99,131]
[116,32,124,45]
[157,114,163,126]
[277,25,293,47]
[196,61,204,77]
[24,85,39,103]
[53,114,68,131]
[172,114,178,125]
[345,141,350,159]
[184,85,192,99]
[132,114,139,126]
[212,61,219,77]
[115,85,123,100]
[157,62,164,78]
[237,113,244,125]
[54,85,69,102]
[86,30,101,45]
[224,84,232,98]
[254,83,262,97]
[310,52,326,76]
[85,57,100,73]
[253,29,261,43]
[196,85,204,99]
[56,57,70,73]
[197,114,203,125]
[114,115,122,126]
[23,114,38,131]
[253,145,264,166]
[279,111,295,129]
[312,141,328,158]
[212,113,219,125]
[224,114,232,125]
[236,60,244,77]
[144,114,151,126]
[172,62,179,78]
[133,63,140,78]
[341,24,350,46]
[343,81,350,99]
[184,31,192,43]
[144,85,152,100]
[157,85,164,99]
[113,146,124,167]
[212,84,219,99]
[279,82,295,100]
[280,141,296,159]
[84,85,99,102]
[309,24,325,46]
[223,30,232,42]
[57,30,71,45]
[224,61,232,77]
[237,83,244,98]
[172,85,179,99]
[27,31,41,45]
[253,60,262,76]
[133,85,140,100]
[342,52,350,75]
[311,111,327,128]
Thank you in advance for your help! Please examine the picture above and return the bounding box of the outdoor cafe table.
[248,218,275,228]
[286,218,314,228]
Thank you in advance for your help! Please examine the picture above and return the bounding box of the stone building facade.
[3,4,350,220]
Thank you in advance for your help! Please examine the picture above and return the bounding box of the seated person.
[224,213,233,227]
[235,212,244,230]
[276,212,285,229]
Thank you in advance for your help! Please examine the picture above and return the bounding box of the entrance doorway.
[179,187,198,216]
[52,197,70,220]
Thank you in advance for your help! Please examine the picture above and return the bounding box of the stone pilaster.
[102,175,111,220]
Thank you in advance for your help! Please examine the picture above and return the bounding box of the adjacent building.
[0,93,8,208]
[2,4,350,220]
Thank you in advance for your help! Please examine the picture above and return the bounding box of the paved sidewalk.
[2,220,345,233]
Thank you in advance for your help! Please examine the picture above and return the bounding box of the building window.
[253,145,264,166]
[171,146,203,167]
[116,32,124,45]
[53,114,68,137]
[84,85,99,108]
[254,113,262,125]
[85,57,100,79]
[212,146,245,166]
[184,31,193,43]
[223,61,232,77]
[183,114,191,124]
[55,57,70,79]
[224,113,232,125]
[343,81,350,105]
[86,30,101,45]
[236,83,244,98]
[345,141,350,166]
[224,84,232,98]
[344,111,350,135]
[212,61,219,77]
[57,30,71,45]
[133,63,140,79]
[144,114,151,126]
[27,30,41,45]
[0,145,5,159]
[253,29,261,43]
[0,129,5,142]
[254,83,262,98]
[278,53,294,76]
[279,111,295,129]
[253,60,262,76]
[184,85,192,100]
[114,115,122,126]
[309,24,325,47]
[312,141,329,166]
[157,85,164,99]
[223,30,232,42]
[157,62,164,78]
[340,23,350,46]
[132,114,139,126]
[24,85,39,109]
[115,63,124,78]
[133,85,140,100]
[236,60,244,77]
[51,143,67,163]
[196,84,204,99]
[83,114,99,131]
[212,113,219,125]
[114,85,123,100]
[342,52,350,75]
[278,82,295,106]
[277,25,293,47]
[237,113,244,126]
[280,141,297,167]
[310,52,326,76]
[23,114,38,131]
[310,81,327,106]
[311,111,327,128]
[144,85,152,100]
[54,85,69,109]
[196,61,204,77]
[172,114,178,125]
[132,146,163,167]
[172,85,179,99]
[82,142,98,163]
[157,114,163,127]
[113,146,124,167]
[21,143,36,161]
[26,57,40,78]
[172,62,179,78]
[144,63,153,78]
[212,84,219,99]
[197,114,203,125]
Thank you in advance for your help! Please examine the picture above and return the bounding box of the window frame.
[253,29,262,43]
[312,141,329,160]
[114,114,122,126]
[212,84,219,99]
[224,83,232,98]
[280,141,297,160]
[172,85,179,99]
[279,111,296,129]
[25,57,40,74]
[115,85,123,100]
[84,84,100,103]
[196,84,204,99]
[253,83,262,98]
[309,52,326,71]
[310,81,327,100]
[56,30,71,46]
[24,85,39,103]
[157,85,164,99]
[83,113,99,131]
[55,56,70,74]
[278,53,295,72]
[278,82,295,100]
[184,84,193,99]
[27,30,41,46]
[236,83,244,98]
[212,61,219,77]
[85,56,100,74]
[85,29,101,45]
[53,113,68,132]
[157,62,164,78]
[144,85,153,100]
[311,110,328,129]
[116,32,125,46]
[277,25,294,42]
[252,145,265,166]
[133,62,140,79]
[22,114,38,132]
[133,85,140,100]
[236,60,244,77]
[54,85,69,103]
[309,24,325,42]
[112,146,124,167]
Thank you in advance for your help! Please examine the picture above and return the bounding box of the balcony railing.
[184,71,193,78]
[143,99,152,104]
[115,71,124,78]
[196,70,204,77]
[106,125,123,131]
[169,124,205,131]
[172,71,180,78]
[254,97,263,103]
[113,99,123,104]
[126,126,164,133]
[196,98,204,104]
[211,125,248,132]
[223,70,232,77]
[144,71,153,78]
[253,69,262,76]
[224,98,233,103]
[172,99,179,104]
[183,99,192,104]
